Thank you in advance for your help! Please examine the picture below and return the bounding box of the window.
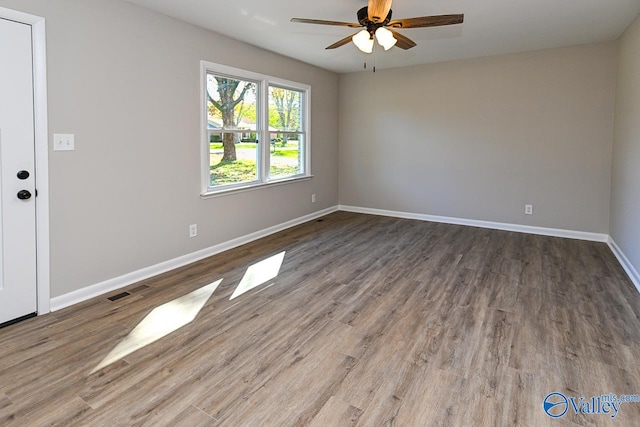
[201,62,310,195]
[269,86,305,180]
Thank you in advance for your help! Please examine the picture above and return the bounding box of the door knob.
[17,190,32,200]
[17,170,30,180]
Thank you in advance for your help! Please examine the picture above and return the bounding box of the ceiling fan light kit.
[291,0,464,54]
[353,29,374,53]
[375,27,397,50]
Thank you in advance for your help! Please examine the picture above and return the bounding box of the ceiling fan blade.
[388,29,416,50]
[368,0,393,23]
[291,18,361,28]
[326,33,358,49]
[388,14,464,29]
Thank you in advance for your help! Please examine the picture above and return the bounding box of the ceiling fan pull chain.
[373,49,377,73]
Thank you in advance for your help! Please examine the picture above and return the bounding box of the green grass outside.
[269,164,299,178]
[210,143,258,150]
[210,159,299,185]
[271,149,300,159]
[210,160,256,185]
[209,140,300,185]
[210,141,299,150]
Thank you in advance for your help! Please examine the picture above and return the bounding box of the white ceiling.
[123,0,640,73]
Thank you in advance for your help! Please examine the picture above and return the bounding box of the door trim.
[0,7,50,315]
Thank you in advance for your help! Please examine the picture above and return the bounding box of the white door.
[0,17,38,325]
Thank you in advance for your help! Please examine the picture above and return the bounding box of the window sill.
[200,175,313,199]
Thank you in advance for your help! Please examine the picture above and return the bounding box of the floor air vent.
[107,292,131,301]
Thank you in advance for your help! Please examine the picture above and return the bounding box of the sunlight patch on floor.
[230,251,286,300]
[91,279,222,374]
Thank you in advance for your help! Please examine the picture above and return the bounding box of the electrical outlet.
[189,224,197,237]
[53,134,75,151]
[525,204,533,215]
[311,193,316,203]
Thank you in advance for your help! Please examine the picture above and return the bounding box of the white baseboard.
[339,205,609,242]
[607,238,640,295]
[50,206,339,311]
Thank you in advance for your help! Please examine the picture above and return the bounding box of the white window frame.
[200,61,311,197]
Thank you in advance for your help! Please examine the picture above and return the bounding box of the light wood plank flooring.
[1,211,639,426]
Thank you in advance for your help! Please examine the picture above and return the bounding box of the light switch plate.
[53,134,75,151]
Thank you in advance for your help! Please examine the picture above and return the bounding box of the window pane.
[210,132,259,186]
[207,73,258,131]
[269,87,302,132]
[270,133,303,179]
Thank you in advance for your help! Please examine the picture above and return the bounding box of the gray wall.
[339,42,617,233]
[611,14,640,275]
[0,0,339,297]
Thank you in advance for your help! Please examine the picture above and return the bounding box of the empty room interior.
[1,0,640,425]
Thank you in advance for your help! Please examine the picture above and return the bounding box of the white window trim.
[200,61,311,197]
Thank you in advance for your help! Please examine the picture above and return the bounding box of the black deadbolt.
[17,170,30,180]
[17,190,32,200]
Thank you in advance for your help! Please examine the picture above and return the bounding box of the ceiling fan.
[291,0,464,53]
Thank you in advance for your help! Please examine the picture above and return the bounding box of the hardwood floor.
[1,211,639,426]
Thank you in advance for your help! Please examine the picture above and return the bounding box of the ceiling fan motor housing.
[358,6,392,34]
